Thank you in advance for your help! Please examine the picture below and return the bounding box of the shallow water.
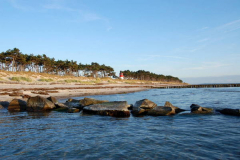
[1,88,240,159]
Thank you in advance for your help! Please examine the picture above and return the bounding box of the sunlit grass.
[10,76,32,82]
[0,70,186,85]
[39,78,54,82]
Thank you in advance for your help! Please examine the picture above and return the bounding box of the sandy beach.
[0,82,156,102]
[0,71,186,102]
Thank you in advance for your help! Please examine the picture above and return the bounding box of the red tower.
[120,72,124,79]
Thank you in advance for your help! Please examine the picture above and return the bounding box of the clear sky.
[1,0,240,83]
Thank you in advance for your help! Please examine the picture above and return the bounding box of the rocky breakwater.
[132,99,185,116]
[8,99,27,112]
[217,108,240,116]
[27,96,56,112]
[3,96,240,117]
[190,104,214,114]
[83,101,131,117]
[56,97,109,113]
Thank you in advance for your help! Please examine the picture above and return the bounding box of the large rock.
[146,101,185,116]
[8,99,27,112]
[68,108,80,113]
[47,96,58,104]
[64,102,81,109]
[131,99,157,116]
[0,101,9,109]
[27,96,56,112]
[164,101,185,114]
[79,97,108,107]
[218,108,240,116]
[83,101,130,117]
[190,104,213,114]
[147,106,173,116]
[66,98,79,102]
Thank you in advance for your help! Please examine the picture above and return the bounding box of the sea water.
[0,87,240,159]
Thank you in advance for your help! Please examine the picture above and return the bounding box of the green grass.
[107,80,118,83]
[64,79,95,84]
[64,79,80,83]
[39,78,54,82]
[10,77,32,82]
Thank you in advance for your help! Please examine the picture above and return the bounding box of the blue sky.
[0,0,240,83]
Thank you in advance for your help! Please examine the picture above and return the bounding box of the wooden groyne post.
[154,83,240,89]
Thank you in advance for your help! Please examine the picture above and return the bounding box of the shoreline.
[0,71,186,102]
[0,83,160,102]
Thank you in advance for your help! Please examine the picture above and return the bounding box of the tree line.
[120,70,183,82]
[0,48,115,78]
[0,48,183,82]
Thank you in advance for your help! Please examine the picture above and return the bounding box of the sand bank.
[0,83,156,102]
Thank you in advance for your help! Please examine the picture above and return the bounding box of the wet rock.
[218,108,240,116]
[8,99,27,112]
[131,99,157,116]
[27,96,56,112]
[147,106,173,116]
[0,104,4,109]
[47,96,58,104]
[53,107,68,112]
[190,104,213,114]
[83,101,130,117]
[145,101,184,116]
[164,101,185,114]
[68,108,80,113]
[66,98,79,103]
[55,103,69,108]
[79,97,108,107]
[128,104,133,110]
[0,101,9,109]
[64,102,80,109]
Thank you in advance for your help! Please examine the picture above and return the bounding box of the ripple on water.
[1,88,240,159]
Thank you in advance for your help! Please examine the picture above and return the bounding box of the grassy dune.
[0,70,187,85]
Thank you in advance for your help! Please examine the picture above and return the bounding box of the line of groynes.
[153,83,240,89]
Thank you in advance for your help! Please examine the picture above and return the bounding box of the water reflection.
[27,111,51,118]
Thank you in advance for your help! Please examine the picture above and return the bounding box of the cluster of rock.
[131,99,186,116]
[1,96,239,117]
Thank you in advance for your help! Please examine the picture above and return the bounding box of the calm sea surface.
[1,87,240,159]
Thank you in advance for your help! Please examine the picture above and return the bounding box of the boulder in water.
[66,98,79,103]
[131,99,157,116]
[79,97,108,107]
[146,101,185,116]
[27,96,56,112]
[8,99,27,112]
[218,108,240,116]
[68,108,80,113]
[147,106,173,116]
[190,104,213,114]
[0,101,9,109]
[164,101,185,114]
[47,96,58,104]
[83,101,130,117]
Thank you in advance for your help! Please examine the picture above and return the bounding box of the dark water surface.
[1,88,240,159]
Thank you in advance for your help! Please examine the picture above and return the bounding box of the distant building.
[119,72,124,79]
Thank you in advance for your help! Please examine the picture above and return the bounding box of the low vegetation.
[10,77,32,82]
[38,78,54,82]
